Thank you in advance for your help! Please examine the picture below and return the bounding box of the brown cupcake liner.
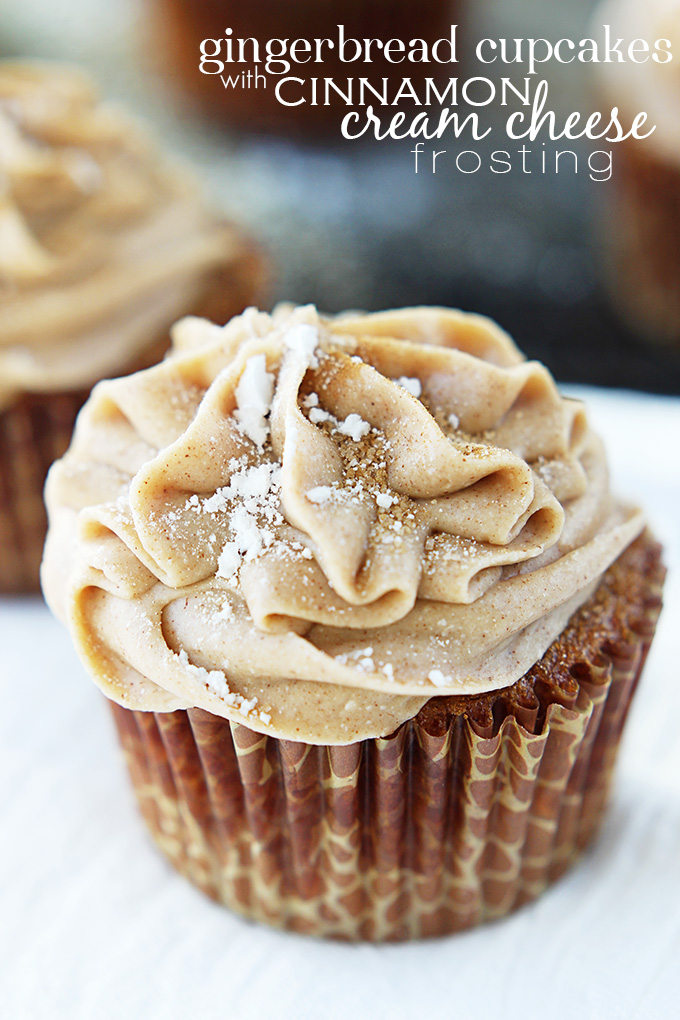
[0,387,89,593]
[0,245,267,594]
[109,535,665,941]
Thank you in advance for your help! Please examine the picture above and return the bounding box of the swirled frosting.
[0,61,249,410]
[42,305,644,745]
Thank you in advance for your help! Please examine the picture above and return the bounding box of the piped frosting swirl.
[42,305,644,744]
[0,61,249,409]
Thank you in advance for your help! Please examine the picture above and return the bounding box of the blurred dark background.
[3,0,680,394]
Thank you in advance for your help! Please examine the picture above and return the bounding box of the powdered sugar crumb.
[284,324,320,369]
[203,461,284,581]
[234,354,274,449]
[176,649,270,724]
[309,406,331,424]
[217,543,241,580]
[336,413,370,441]
[396,376,422,398]
[375,492,396,510]
[428,669,452,688]
[304,403,372,445]
[216,599,234,621]
[334,647,374,669]
[307,486,333,505]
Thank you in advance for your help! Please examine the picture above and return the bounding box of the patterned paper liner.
[0,243,266,594]
[0,386,93,593]
[110,535,664,941]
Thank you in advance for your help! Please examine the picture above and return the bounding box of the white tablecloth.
[1,387,679,1020]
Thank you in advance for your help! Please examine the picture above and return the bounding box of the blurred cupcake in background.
[0,62,266,593]
[595,0,680,346]
[153,0,459,133]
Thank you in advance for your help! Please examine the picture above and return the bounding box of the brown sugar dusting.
[416,531,665,737]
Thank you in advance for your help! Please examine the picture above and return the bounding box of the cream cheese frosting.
[0,61,248,411]
[42,304,644,745]
[595,0,680,164]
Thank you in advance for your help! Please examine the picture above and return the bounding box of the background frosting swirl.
[0,61,248,409]
[43,304,644,744]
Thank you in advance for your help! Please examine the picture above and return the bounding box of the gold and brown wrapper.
[0,386,91,593]
[110,534,664,941]
[0,243,267,594]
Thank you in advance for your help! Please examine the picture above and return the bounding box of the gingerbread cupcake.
[42,305,664,940]
[0,62,265,591]
[595,0,680,345]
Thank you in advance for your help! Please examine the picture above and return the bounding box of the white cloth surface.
[1,386,679,1020]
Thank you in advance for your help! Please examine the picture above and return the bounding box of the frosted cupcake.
[42,305,664,940]
[0,62,265,591]
[595,0,680,345]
